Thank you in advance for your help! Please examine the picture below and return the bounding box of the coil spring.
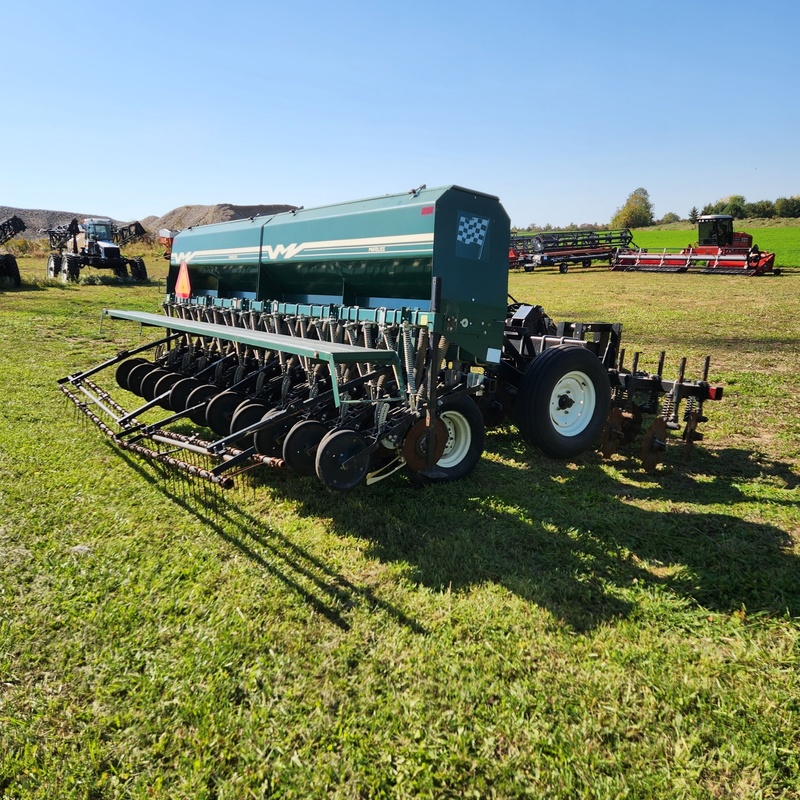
[683,395,698,421]
[660,392,675,422]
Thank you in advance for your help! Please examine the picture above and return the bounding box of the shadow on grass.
[116,431,799,634]
[269,438,800,632]
[117,448,427,634]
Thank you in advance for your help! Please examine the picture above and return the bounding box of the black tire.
[112,259,128,279]
[152,371,184,409]
[253,411,294,457]
[559,263,569,274]
[283,419,326,476]
[185,384,219,426]
[228,401,270,445]
[168,377,203,413]
[140,368,171,402]
[315,428,369,491]
[47,254,62,279]
[127,362,160,397]
[130,257,148,283]
[2,255,21,287]
[205,391,247,436]
[115,357,148,390]
[409,395,485,484]
[516,345,610,459]
[61,253,80,283]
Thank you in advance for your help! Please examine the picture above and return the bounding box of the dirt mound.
[0,206,108,239]
[143,203,297,233]
[2,202,298,240]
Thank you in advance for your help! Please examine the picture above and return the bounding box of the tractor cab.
[82,218,114,243]
[697,215,734,247]
[81,218,120,260]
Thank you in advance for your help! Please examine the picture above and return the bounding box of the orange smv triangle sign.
[175,260,191,299]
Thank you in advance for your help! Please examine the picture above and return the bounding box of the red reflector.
[421,205,434,215]
[175,260,191,299]
[708,386,723,400]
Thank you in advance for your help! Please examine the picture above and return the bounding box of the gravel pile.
[1,202,297,240]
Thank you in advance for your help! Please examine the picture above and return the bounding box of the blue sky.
[3,0,798,228]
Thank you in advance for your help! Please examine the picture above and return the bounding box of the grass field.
[1,249,799,798]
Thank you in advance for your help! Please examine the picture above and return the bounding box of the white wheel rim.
[548,370,596,437]
[437,410,471,468]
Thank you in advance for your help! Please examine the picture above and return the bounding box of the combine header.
[0,215,25,287]
[59,186,722,492]
[612,215,778,275]
[510,229,633,273]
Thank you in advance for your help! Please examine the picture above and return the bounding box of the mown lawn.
[1,252,799,798]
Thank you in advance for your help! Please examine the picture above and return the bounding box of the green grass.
[1,252,799,798]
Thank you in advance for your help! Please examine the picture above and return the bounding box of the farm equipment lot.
[2,256,799,797]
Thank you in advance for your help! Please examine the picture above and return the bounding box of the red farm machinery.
[0,215,26,287]
[510,229,634,273]
[58,185,723,493]
[612,215,778,276]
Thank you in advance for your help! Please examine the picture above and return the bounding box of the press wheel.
[168,377,202,413]
[126,362,159,397]
[229,401,270,445]
[153,372,184,409]
[315,428,369,491]
[185,384,219,426]
[115,357,147,391]
[283,419,326,476]
[205,391,248,437]
[253,411,294,457]
[140,368,170,402]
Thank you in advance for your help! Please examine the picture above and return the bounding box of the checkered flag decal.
[456,214,490,260]
[457,215,489,247]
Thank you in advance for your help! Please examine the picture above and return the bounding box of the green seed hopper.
[59,185,723,491]
[165,185,509,365]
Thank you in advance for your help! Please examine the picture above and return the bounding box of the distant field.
[631,223,800,268]
[1,253,799,797]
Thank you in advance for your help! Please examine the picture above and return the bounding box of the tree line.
[519,189,800,232]
[612,189,800,229]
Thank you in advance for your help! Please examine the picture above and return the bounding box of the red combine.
[612,215,778,276]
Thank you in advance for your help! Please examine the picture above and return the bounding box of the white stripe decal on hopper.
[178,233,434,263]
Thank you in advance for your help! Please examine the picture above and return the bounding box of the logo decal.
[456,214,490,260]
[262,242,303,260]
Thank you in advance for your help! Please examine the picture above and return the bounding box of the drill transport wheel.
[408,396,485,484]
[517,345,610,460]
